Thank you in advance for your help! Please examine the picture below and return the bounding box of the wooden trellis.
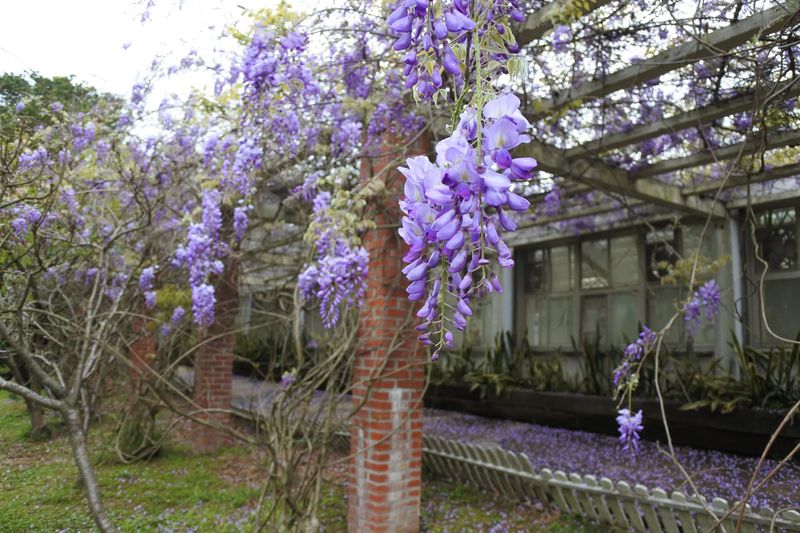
[506,0,800,226]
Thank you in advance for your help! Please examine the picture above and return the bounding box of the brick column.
[191,257,238,453]
[129,315,156,395]
[348,134,429,532]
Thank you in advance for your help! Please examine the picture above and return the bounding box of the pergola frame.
[510,0,800,228]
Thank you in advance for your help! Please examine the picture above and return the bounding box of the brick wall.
[190,257,238,453]
[348,134,429,532]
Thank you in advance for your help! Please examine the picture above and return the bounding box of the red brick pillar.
[129,315,156,395]
[191,258,238,453]
[348,134,429,532]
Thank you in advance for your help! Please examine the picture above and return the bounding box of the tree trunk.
[62,407,117,533]
[7,357,48,438]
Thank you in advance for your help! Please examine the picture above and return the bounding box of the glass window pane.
[548,297,573,348]
[755,208,797,272]
[463,295,494,348]
[581,240,609,289]
[581,295,608,345]
[692,310,716,347]
[525,296,543,346]
[682,224,716,260]
[646,228,678,283]
[610,292,640,347]
[551,246,573,291]
[524,249,546,292]
[647,287,681,345]
[610,236,640,286]
[762,278,800,340]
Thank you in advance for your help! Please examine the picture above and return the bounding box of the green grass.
[0,390,605,532]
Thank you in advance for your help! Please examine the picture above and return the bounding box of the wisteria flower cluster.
[138,266,157,310]
[398,93,536,358]
[684,279,721,336]
[297,181,369,329]
[613,326,656,388]
[387,0,524,99]
[616,408,644,454]
[172,190,226,327]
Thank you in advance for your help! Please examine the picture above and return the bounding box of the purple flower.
[144,290,157,310]
[698,279,720,320]
[616,408,643,454]
[552,24,572,53]
[139,267,155,291]
[171,306,186,325]
[542,186,562,217]
[51,102,64,113]
[387,0,522,99]
[192,283,216,328]
[279,371,296,388]
[684,279,720,336]
[233,206,250,241]
[398,93,535,351]
[15,101,25,112]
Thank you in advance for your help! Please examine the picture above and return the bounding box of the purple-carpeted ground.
[424,409,800,511]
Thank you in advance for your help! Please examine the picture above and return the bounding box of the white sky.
[0,0,274,98]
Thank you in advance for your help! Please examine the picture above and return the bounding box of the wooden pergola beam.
[684,161,800,195]
[516,0,613,45]
[564,79,800,157]
[631,129,800,179]
[517,139,727,219]
[529,2,799,117]
[528,201,644,226]
[727,188,800,207]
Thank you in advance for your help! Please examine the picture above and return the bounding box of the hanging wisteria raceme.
[172,189,226,328]
[398,93,536,359]
[389,1,536,358]
[297,188,369,329]
[684,279,721,336]
[613,326,657,389]
[387,0,524,99]
[616,408,644,454]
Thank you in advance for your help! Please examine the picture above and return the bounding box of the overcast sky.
[0,0,270,98]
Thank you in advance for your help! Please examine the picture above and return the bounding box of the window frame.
[745,202,800,346]
[516,222,719,354]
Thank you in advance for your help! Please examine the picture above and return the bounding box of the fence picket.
[692,494,715,532]
[736,503,758,533]
[651,488,680,533]
[635,484,664,533]
[518,453,552,505]
[584,476,614,523]
[554,471,581,514]
[601,477,631,529]
[617,481,647,532]
[711,497,735,532]
[542,469,572,513]
[569,473,599,520]
[489,447,525,499]
[670,491,698,533]
[475,446,506,495]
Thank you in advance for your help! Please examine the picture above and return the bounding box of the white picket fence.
[418,434,800,532]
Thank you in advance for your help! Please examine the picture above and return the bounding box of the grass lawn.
[0,390,603,532]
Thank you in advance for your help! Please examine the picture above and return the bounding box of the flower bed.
[425,384,800,459]
[423,401,800,511]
